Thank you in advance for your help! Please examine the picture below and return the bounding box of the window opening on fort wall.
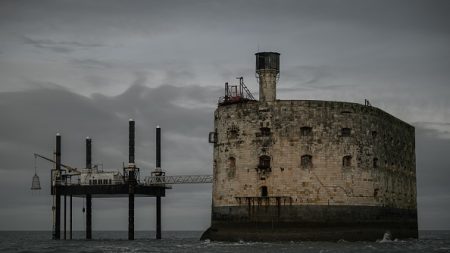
[227,157,236,178]
[373,158,379,168]
[260,127,271,137]
[301,154,313,169]
[258,155,271,170]
[343,155,352,167]
[300,126,312,136]
[261,186,268,197]
[371,130,377,139]
[341,128,351,137]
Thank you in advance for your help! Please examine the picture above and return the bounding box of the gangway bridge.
[144,175,213,185]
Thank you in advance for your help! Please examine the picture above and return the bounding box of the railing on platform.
[144,175,213,185]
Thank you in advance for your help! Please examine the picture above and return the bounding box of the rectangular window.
[259,155,271,170]
[300,126,312,136]
[301,155,313,168]
[261,186,268,197]
[341,128,351,137]
[260,127,271,136]
[373,158,379,168]
[343,156,352,167]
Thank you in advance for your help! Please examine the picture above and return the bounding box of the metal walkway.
[144,175,213,185]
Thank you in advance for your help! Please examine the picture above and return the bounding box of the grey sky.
[0,0,449,231]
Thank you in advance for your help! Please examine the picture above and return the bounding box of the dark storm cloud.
[23,36,105,53]
[0,83,216,230]
[0,0,450,231]
[415,127,450,229]
[69,59,114,69]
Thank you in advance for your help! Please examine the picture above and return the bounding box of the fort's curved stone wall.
[202,100,418,241]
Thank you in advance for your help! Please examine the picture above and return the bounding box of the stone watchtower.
[256,52,280,103]
[202,52,418,241]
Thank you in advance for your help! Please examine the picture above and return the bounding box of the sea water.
[0,230,449,253]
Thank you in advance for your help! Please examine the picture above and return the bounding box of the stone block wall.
[212,100,416,210]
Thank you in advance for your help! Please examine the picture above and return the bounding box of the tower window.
[228,126,239,139]
[301,155,313,168]
[341,128,351,137]
[300,126,312,136]
[258,155,271,170]
[343,155,352,167]
[261,186,268,197]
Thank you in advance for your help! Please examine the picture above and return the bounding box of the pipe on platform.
[129,119,135,165]
[54,133,61,240]
[86,137,92,170]
[156,126,162,240]
[86,136,92,239]
[156,126,161,169]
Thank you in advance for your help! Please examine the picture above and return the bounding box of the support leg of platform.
[64,194,66,240]
[129,191,134,240]
[55,191,61,240]
[86,194,92,240]
[156,195,161,239]
[70,195,72,240]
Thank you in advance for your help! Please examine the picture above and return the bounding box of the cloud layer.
[1,0,450,230]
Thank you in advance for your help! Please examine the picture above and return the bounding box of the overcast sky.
[0,0,449,232]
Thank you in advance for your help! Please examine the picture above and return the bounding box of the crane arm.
[34,153,81,175]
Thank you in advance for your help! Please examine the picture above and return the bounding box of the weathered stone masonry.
[202,52,417,241]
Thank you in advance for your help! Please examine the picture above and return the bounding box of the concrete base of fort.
[201,205,418,241]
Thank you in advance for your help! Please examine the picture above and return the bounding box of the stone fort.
[201,52,418,241]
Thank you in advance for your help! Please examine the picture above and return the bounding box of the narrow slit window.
[228,157,236,178]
